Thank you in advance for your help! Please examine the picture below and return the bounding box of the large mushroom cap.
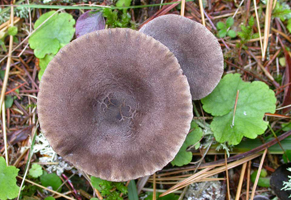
[140,14,224,100]
[38,28,193,181]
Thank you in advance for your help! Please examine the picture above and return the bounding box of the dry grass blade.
[0,6,14,115]
[198,0,205,26]
[17,176,75,200]
[1,103,8,165]
[153,173,156,200]
[253,0,263,56]
[235,162,247,200]
[250,149,268,200]
[160,153,261,197]
[225,152,231,200]
[246,161,251,200]
[262,0,273,61]
[180,0,185,17]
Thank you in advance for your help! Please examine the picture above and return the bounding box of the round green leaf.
[227,30,237,38]
[202,73,276,145]
[28,11,75,59]
[29,163,43,178]
[40,173,62,192]
[171,121,203,166]
[0,157,20,200]
[218,29,227,38]
[216,21,226,30]
[8,26,18,36]
[226,17,234,28]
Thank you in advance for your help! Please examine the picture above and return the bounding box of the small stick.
[235,162,247,200]
[198,0,205,26]
[250,149,268,200]
[17,176,75,200]
[232,90,240,128]
[153,173,157,200]
[246,161,251,200]
[225,152,231,200]
[180,0,185,17]
[2,103,8,165]
[0,5,14,115]
[253,0,263,56]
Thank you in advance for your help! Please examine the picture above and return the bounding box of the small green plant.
[250,169,270,187]
[237,16,259,47]
[91,176,128,200]
[28,11,75,80]
[0,157,20,200]
[40,172,63,192]
[201,73,276,145]
[29,163,43,178]
[171,121,203,166]
[102,0,135,28]
[273,1,291,34]
[216,17,236,38]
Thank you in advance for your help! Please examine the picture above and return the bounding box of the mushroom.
[37,28,193,181]
[139,14,224,100]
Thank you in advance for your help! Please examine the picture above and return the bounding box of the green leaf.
[91,176,103,191]
[128,180,138,200]
[201,73,276,145]
[40,172,62,192]
[44,197,55,200]
[250,170,270,187]
[227,30,237,38]
[283,150,291,163]
[287,19,291,33]
[8,26,18,36]
[116,0,132,7]
[28,11,75,59]
[0,157,20,200]
[115,182,128,194]
[29,163,43,178]
[0,40,7,52]
[144,192,179,200]
[90,198,99,200]
[171,121,203,166]
[38,54,54,80]
[216,21,226,30]
[249,16,255,26]
[226,17,234,28]
[218,29,227,38]
[5,95,13,108]
[282,122,291,132]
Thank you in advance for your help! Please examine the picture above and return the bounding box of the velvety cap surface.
[37,28,193,181]
[140,14,224,100]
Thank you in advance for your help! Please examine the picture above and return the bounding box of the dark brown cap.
[140,14,224,100]
[37,28,193,181]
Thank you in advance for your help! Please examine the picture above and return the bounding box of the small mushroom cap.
[38,28,193,181]
[140,14,224,100]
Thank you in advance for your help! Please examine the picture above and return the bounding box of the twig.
[17,176,75,200]
[232,90,240,128]
[246,161,251,200]
[153,173,156,200]
[180,0,185,17]
[235,162,247,200]
[225,152,231,200]
[2,103,8,165]
[0,5,14,115]
[250,149,268,200]
[198,0,205,26]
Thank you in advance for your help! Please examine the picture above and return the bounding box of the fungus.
[139,14,224,100]
[37,28,193,181]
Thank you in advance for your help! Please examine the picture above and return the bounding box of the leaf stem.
[231,90,240,128]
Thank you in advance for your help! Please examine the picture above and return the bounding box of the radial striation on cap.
[140,14,224,100]
[37,28,193,182]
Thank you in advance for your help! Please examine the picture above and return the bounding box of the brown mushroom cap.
[37,28,193,181]
[139,14,224,100]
